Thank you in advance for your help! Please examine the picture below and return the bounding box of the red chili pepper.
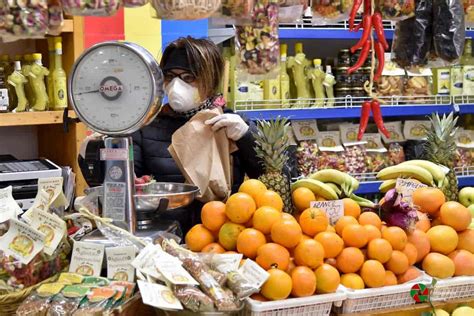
[372,12,389,50]
[348,40,371,74]
[349,0,364,31]
[364,0,371,15]
[358,101,371,141]
[353,20,363,32]
[374,40,385,82]
[371,100,391,139]
[350,15,372,53]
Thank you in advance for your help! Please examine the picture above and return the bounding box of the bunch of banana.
[377,160,447,188]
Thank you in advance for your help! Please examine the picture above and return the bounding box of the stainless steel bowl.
[134,182,200,212]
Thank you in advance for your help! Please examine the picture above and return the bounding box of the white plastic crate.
[428,276,474,302]
[242,290,346,316]
[334,273,428,314]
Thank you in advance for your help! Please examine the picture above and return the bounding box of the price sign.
[396,179,427,204]
[310,200,344,225]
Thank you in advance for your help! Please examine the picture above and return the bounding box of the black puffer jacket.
[132,107,263,233]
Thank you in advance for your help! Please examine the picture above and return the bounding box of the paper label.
[155,252,198,286]
[58,272,84,284]
[29,190,53,213]
[106,246,136,282]
[311,200,345,225]
[37,283,65,297]
[36,177,67,209]
[406,67,433,77]
[403,121,431,140]
[450,66,463,96]
[362,134,387,152]
[340,124,359,144]
[382,54,406,76]
[456,129,474,148]
[317,132,344,152]
[0,88,9,109]
[27,208,66,256]
[0,186,22,223]
[132,244,164,280]
[87,287,116,303]
[291,120,319,141]
[100,148,129,161]
[110,281,135,299]
[0,218,46,264]
[396,179,428,203]
[62,285,89,298]
[209,253,243,274]
[382,122,405,143]
[69,241,105,277]
[138,281,183,310]
[238,259,269,289]
[103,182,126,222]
[463,66,474,95]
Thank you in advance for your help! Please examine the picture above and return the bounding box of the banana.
[376,165,435,186]
[379,179,397,193]
[350,194,376,209]
[325,183,343,197]
[398,160,447,187]
[310,169,354,196]
[291,179,339,200]
[350,177,360,193]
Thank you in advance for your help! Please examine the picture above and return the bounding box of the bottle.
[47,37,56,109]
[295,42,304,54]
[29,53,49,111]
[8,61,28,112]
[52,41,67,109]
[309,59,326,107]
[288,43,312,106]
[462,38,474,96]
[22,54,35,106]
[0,54,16,111]
[323,65,336,107]
[280,44,290,106]
[0,65,9,113]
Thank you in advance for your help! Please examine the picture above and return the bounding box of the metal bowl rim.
[134,182,200,198]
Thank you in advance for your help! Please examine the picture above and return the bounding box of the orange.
[336,247,365,273]
[225,251,238,254]
[448,250,474,276]
[185,224,214,252]
[281,213,297,222]
[201,201,227,232]
[239,179,267,202]
[382,226,408,251]
[358,212,382,230]
[364,224,382,241]
[237,228,266,259]
[250,293,268,302]
[335,216,358,236]
[294,239,325,269]
[384,271,398,286]
[360,260,386,288]
[298,208,329,237]
[343,198,361,218]
[256,190,284,212]
[326,225,336,233]
[439,201,471,232]
[415,211,431,233]
[261,268,292,300]
[385,250,409,275]
[292,187,316,213]
[286,258,296,274]
[225,192,256,224]
[402,243,418,266]
[422,253,455,279]
[325,258,338,268]
[291,266,317,297]
[407,230,431,263]
[315,232,344,258]
[202,243,225,254]
[256,243,290,271]
[218,222,246,251]
[252,206,282,234]
[397,266,422,284]
[412,187,445,214]
[271,219,303,249]
[342,224,369,248]
[341,273,365,290]
[427,225,459,255]
[367,238,393,263]
[314,264,340,294]
[457,229,474,253]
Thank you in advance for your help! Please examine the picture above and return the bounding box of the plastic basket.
[242,290,346,316]
[429,276,474,302]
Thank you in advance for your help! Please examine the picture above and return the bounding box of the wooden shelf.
[0,110,76,127]
[60,19,74,33]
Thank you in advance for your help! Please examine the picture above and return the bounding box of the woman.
[132,37,263,234]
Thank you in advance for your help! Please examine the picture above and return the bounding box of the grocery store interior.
[0,0,473,315]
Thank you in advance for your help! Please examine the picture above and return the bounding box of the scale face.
[69,41,164,135]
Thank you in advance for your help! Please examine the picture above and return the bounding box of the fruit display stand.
[429,276,474,302]
[243,290,346,316]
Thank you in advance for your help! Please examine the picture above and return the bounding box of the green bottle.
[323,65,336,107]
[8,61,28,112]
[52,42,67,109]
[29,53,49,111]
[0,55,15,111]
[280,44,290,107]
[47,38,56,109]
[308,59,326,107]
[23,54,35,106]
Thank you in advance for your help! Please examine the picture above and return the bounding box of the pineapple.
[254,117,293,213]
[424,112,459,201]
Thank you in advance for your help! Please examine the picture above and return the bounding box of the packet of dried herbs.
[16,283,65,316]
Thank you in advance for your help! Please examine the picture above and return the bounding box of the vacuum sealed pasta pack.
[311,0,353,25]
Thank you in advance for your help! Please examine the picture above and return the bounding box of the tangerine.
[358,212,382,230]
[385,250,409,275]
[335,216,359,236]
[292,187,316,213]
[422,253,455,279]
[185,224,214,252]
[384,271,398,286]
[291,266,317,297]
[239,179,267,202]
[299,208,329,237]
[364,224,382,241]
[256,190,284,212]
[448,250,474,276]
[412,187,445,214]
[342,224,369,248]
[415,211,431,233]
[315,232,344,258]
[407,229,431,263]
[439,201,471,232]
[261,269,292,300]
[271,219,303,249]
[252,206,282,234]
[236,228,266,259]
[402,243,418,266]
[336,247,365,273]
[341,273,365,290]
[457,229,474,253]
[225,192,256,224]
[281,213,297,222]
[218,222,246,251]
[256,243,290,270]
[397,266,422,284]
[201,243,225,254]
[294,239,325,269]
[427,225,459,255]
[343,198,361,218]
[201,201,227,232]
[361,260,386,288]
[315,264,340,294]
[382,226,408,251]
[367,238,393,263]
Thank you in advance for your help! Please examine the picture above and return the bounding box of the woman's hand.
[205,114,249,141]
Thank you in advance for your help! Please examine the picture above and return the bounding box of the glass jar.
[335,87,351,98]
[351,69,365,88]
[338,49,351,67]
[335,67,351,89]
[351,87,366,97]
[361,67,371,84]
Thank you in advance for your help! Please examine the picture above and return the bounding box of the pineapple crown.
[253,117,291,173]
[424,112,458,163]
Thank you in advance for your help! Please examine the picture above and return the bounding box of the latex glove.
[205,114,249,141]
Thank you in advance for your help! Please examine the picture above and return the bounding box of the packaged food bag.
[376,53,405,96]
[433,0,465,64]
[151,0,220,19]
[123,0,147,7]
[465,0,474,27]
[317,131,347,172]
[363,133,389,173]
[1,0,49,42]
[279,0,305,23]
[47,0,64,36]
[311,0,353,25]
[455,128,474,169]
[381,121,406,166]
[212,0,254,24]
[341,125,367,177]
[61,0,121,16]
[403,68,432,104]
[378,0,415,21]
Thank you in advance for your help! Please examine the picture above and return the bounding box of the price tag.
[395,179,427,204]
[311,200,344,225]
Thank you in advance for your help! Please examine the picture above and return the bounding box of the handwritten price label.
[396,179,427,204]
[310,200,345,225]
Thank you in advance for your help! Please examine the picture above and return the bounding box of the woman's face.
[163,68,198,89]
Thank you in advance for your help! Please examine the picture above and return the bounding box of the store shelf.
[60,19,74,33]
[0,110,76,127]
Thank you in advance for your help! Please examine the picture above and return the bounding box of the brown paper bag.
[168,108,237,203]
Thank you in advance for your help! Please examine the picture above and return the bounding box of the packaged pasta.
[151,0,220,19]
[363,133,389,173]
[341,125,367,177]
[381,121,406,166]
[311,0,353,25]
[1,0,49,41]
[403,68,433,104]
[317,131,347,172]
[378,0,415,21]
[61,0,121,16]
[376,53,405,96]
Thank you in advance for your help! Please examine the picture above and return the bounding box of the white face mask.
[165,78,201,113]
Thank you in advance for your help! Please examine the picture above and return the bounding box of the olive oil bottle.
[52,41,67,109]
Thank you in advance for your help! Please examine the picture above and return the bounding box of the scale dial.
[69,42,164,135]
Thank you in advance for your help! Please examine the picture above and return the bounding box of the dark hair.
[161,37,224,99]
